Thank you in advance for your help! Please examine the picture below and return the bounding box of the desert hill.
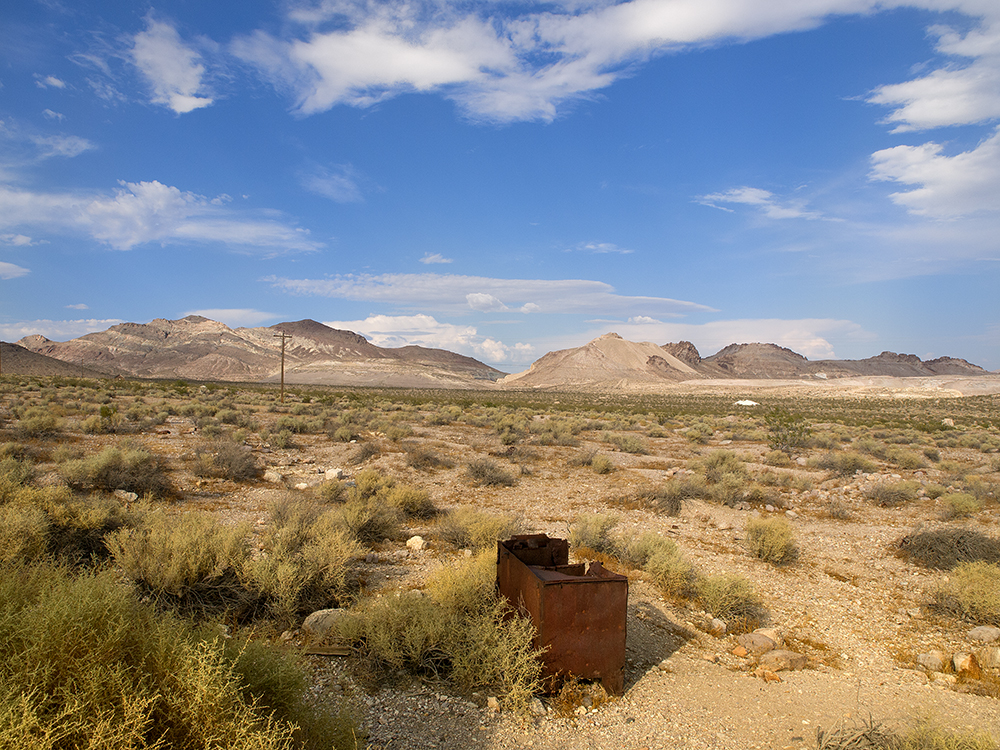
[499,336,989,390]
[0,341,106,378]
[16,317,503,388]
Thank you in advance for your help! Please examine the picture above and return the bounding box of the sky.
[1,0,999,373]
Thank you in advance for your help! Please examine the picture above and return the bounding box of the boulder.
[952,652,982,679]
[708,618,727,637]
[302,608,351,638]
[758,649,808,672]
[406,535,428,551]
[325,467,345,480]
[754,628,783,647]
[737,632,777,655]
[976,646,1000,669]
[263,470,283,483]
[916,651,948,672]
[969,625,1000,643]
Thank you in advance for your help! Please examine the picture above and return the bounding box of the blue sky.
[1,0,999,372]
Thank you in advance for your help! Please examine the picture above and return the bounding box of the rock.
[325,468,344,480]
[942,418,955,427]
[732,645,749,658]
[657,659,673,672]
[737,632,777,655]
[976,646,1000,669]
[462,549,473,557]
[406,535,428,551]
[574,705,588,716]
[795,457,808,466]
[952,652,982,679]
[752,666,783,683]
[530,698,547,716]
[302,608,351,638]
[930,671,957,684]
[753,628,783,647]
[758,649,808,672]
[708,618,727,637]
[365,552,379,563]
[486,696,500,713]
[969,625,1000,643]
[764,504,777,512]
[916,651,948,672]
[785,510,798,519]
[263,470,283,483]
[294,482,309,490]
[113,489,138,503]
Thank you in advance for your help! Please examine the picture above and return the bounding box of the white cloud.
[132,19,214,114]
[590,316,877,360]
[34,75,66,89]
[870,128,1000,217]
[185,308,279,327]
[699,186,823,220]
[42,109,65,121]
[65,304,89,310]
[569,242,634,254]
[322,313,534,362]
[0,261,29,280]
[0,180,320,253]
[466,292,508,312]
[0,234,36,246]
[300,164,364,202]
[266,272,716,316]
[0,318,124,342]
[29,134,95,159]
[419,252,452,264]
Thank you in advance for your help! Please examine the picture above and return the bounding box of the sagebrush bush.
[569,514,619,555]
[338,497,402,546]
[864,480,919,507]
[405,445,454,470]
[811,451,877,477]
[437,507,523,550]
[943,492,981,518]
[591,454,615,474]
[59,444,174,498]
[386,484,437,520]
[817,717,997,750]
[622,532,695,599]
[700,450,748,484]
[932,561,1000,625]
[466,458,517,487]
[194,439,262,482]
[745,516,799,564]
[696,574,767,633]
[0,562,360,750]
[604,433,649,454]
[898,528,1000,570]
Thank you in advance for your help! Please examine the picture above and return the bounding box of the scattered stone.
[365,552,379,563]
[574,706,588,716]
[325,467,344,480]
[765,504,777,512]
[758,650,808,672]
[113,489,138,503]
[732,645,749,658]
[530,698,547,716]
[942,418,955,427]
[795,457,808,466]
[930,671,957,685]
[302,608,352,638]
[753,628,784,648]
[657,659,673,673]
[969,625,1000,643]
[916,651,948,673]
[785,510,798,519]
[736,632,777,655]
[752,666,783,683]
[406,535,428,551]
[294,482,309,490]
[952,652,982,679]
[701,654,720,664]
[486,697,500,713]
[708,618,727,637]
[462,549,473,558]
[263,470,283,483]
[976,646,1000,669]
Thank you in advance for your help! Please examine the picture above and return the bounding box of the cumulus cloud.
[699,186,823,220]
[0,180,321,253]
[323,313,534,363]
[132,18,214,114]
[185,308,279,327]
[419,252,452,264]
[300,164,364,202]
[0,318,124,342]
[466,292,508,312]
[1,234,37,246]
[870,128,1000,217]
[266,272,716,317]
[594,316,877,360]
[0,261,29,280]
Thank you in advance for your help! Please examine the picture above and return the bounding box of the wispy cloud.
[185,308,279,327]
[266,272,716,317]
[698,186,823,220]
[323,313,534,363]
[300,164,364,203]
[0,180,321,253]
[34,75,66,89]
[568,242,634,254]
[65,303,89,310]
[1,234,38,246]
[29,134,95,159]
[0,318,124,342]
[42,109,66,121]
[131,18,213,114]
[419,252,452,264]
[0,261,30,280]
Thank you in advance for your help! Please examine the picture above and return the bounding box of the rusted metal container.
[497,534,628,694]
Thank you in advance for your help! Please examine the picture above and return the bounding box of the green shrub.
[386,484,437,520]
[604,433,649,454]
[0,562,360,749]
[700,450,748,484]
[763,450,793,467]
[695,574,767,633]
[347,441,380,465]
[622,532,695,599]
[466,458,517,487]
[569,514,619,555]
[765,408,809,453]
[811,451,877,477]
[745,516,799,564]
[0,504,49,565]
[932,561,1000,625]
[13,408,61,439]
[338,497,402,546]
[943,492,981,518]
[59,444,174,498]
[437,507,523,550]
[337,553,542,711]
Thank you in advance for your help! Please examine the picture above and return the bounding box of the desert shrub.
[765,408,809,453]
[347,441,380,465]
[317,479,347,503]
[864,480,920,507]
[0,562,360,750]
[886,447,927,470]
[437,507,523,550]
[710,473,755,507]
[386,484,437,520]
[270,428,295,449]
[569,514,619,555]
[338,497,402,546]
[330,425,358,443]
[963,478,999,502]
[897,528,1000,570]
[943,492,981,519]
[13,407,61,439]
[811,451,877,476]
[817,716,997,750]
[590,454,615,474]
[194,439,262,482]
[0,504,49,565]
[337,552,542,711]
[654,475,710,511]
[0,455,34,492]
[923,482,947,499]
[622,532,695,599]
[604,433,649,454]
[923,447,942,463]
[695,574,767,633]
[405,445,454,470]
[932,561,1000,625]
[59,444,173,498]
[700,450,748,484]
[824,498,853,520]
[763,449,793,467]
[352,468,394,500]
[745,516,799,564]
[466,458,517,487]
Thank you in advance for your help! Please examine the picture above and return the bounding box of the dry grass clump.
[812,451,878,476]
[404,444,454,471]
[604,432,649,454]
[569,514,619,556]
[337,552,543,712]
[699,449,748,484]
[932,561,1000,626]
[817,716,997,750]
[437,507,524,550]
[621,532,696,599]
[763,449,794,467]
[942,492,982,519]
[466,457,518,486]
[0,562,361,750]
[58,443,174,498]
[897,528,1000,570]
[745,516,799,565]
[864,480,920,507]
[695,574,768,634]
[194,438,262,481]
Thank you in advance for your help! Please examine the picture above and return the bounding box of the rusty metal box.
[497,534,628,694]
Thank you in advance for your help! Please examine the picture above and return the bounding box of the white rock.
[113,489,139,503]
[302,608,351,637]
[406,535,428,551]
[263,470,283,483]
[294,482,309,490]
[976,646,1000,669]
[325,468,345,480]
[969,625,1000,643]
[917,651,948,672]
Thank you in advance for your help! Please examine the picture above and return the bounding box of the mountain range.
[7,319,991,389]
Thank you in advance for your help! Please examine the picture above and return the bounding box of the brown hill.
[16,317,503,388]
[0,341,107,378]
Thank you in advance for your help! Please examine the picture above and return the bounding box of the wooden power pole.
[273,332,292,403]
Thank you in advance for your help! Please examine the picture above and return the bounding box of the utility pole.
[273,331,292,403]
